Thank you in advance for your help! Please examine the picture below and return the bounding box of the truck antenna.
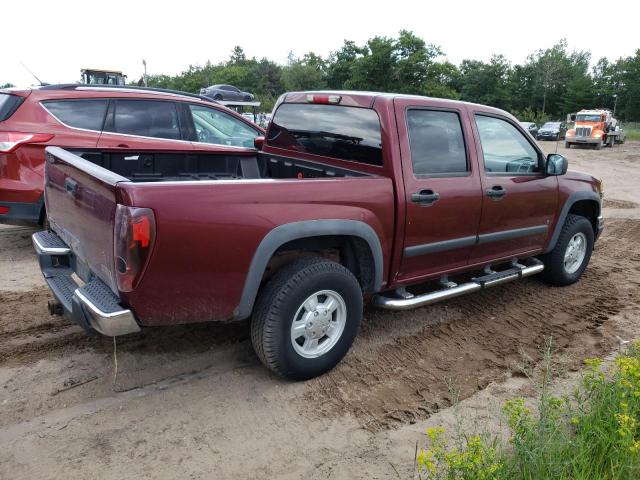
[19,62,47,86]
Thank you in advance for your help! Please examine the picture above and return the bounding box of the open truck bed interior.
[70,150,370,182]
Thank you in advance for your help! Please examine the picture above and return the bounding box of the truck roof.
[283,90,513,118]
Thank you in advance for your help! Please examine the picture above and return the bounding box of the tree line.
[146,32,639,122]
[4,32,639,121]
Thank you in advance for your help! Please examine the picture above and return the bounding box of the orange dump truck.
[565,109,625,149]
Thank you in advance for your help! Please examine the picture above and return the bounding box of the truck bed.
[43,146,394,328]
[71,149,369,183]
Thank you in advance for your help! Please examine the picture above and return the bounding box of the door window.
[406,109,467,175]
[475,115,541,174]
[189,105,258,148]
[111,100,181,140]
[43,99,108,131]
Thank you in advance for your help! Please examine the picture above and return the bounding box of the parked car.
[519,121,538,138]
[0,84,263,226]
[200,85,255,102]
[34,91,603,380]
[537,121,566,141]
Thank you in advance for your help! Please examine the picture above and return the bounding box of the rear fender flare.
[544,191,601,253]
[236,220,384,319]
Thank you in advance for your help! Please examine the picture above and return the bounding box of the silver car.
[200,84,254,102]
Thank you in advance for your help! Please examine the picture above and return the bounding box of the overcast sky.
[3,0,639,87]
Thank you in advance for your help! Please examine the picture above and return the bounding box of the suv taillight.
[0,132,54,153]
[114,205,156,292]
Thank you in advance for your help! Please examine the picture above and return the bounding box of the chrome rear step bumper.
[373,259,544,311]
[32,231,141,336]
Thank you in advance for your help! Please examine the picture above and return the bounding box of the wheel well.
[568,199,599,235]
[263,235,376,293]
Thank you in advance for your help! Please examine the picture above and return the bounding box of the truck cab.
[566,109,625,149]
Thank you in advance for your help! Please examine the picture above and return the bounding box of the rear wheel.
[251,257,363,380]
[540,214,594,286]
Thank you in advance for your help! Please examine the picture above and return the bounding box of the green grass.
[624,128,640,141]
[415,340,640,480]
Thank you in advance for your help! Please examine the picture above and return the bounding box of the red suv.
[0,84,263,225]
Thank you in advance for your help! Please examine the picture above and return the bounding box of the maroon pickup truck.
[33,91,604,380]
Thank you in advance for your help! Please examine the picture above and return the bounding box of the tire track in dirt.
[303,219,639,431]
[0,294,251,368]
[605,198,639,209]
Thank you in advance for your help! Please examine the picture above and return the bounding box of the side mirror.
[546,153,568,176]
[254,136,265,150]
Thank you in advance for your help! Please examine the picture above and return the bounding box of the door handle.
[411,189,440,205]
[65,177,78,198]
[486,185,506,200]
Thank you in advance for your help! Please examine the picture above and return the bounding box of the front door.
[469,113,558,265]
[394,99,483,282]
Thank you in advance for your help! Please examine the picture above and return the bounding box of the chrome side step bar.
[372,259,544,311]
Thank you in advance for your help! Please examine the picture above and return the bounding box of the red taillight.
[306,94,341,105]
[114,205,156,292]
[0,206,9,215]
[0,132,54,153]
[132,216,151,247]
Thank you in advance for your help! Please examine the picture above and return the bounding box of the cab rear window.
[267,103,383,166]
[0,94,25,122]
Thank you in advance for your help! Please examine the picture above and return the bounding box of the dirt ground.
[1,141,640,479]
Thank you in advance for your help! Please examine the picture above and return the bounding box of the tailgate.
[44,146,128,293]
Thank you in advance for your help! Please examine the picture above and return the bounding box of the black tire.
[565,142,571,149]
[251,257,363,380]
[540,214,594,286]
[213,94,223,100]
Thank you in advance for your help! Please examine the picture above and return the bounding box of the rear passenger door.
[97,99,193,176]
[394,98,483,281]
[97,99,192,150]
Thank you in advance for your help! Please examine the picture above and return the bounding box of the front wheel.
[540,214,594,286]
[251,257,363,380]
[565,141,571,149]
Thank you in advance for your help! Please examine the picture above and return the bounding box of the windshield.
[576,114,602,122]
[542,122,560,129]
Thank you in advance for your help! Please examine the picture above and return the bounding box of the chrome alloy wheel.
[564,232,587,274]
[290,290,347,359]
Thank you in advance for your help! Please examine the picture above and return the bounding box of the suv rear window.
[43,99,108,131]
[0,94,25,122]
[267,103,383,166]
